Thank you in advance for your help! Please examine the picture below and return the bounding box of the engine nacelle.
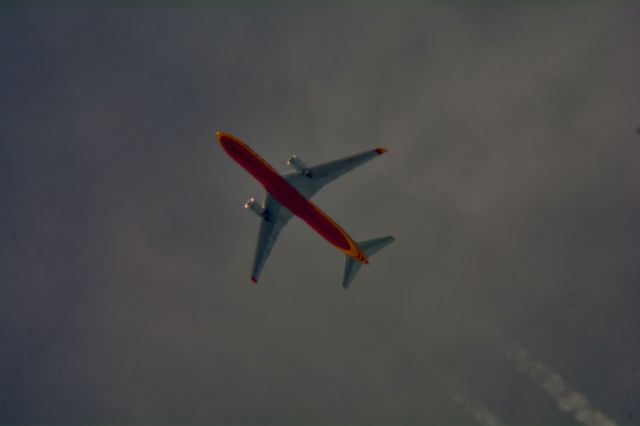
[287,155,310,176]
[244,197,265,217]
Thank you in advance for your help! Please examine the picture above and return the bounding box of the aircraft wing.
[283,147,387,199]
[250,193,292,283]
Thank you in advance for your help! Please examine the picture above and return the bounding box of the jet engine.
[244,197,265,217]
[287,155,310,176]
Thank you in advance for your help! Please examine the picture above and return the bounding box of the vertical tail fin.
[342,236,395,289]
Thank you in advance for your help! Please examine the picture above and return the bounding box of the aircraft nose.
[217,131,238,152]
[217,131,229,146]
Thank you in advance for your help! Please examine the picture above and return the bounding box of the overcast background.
[1,2,640,425]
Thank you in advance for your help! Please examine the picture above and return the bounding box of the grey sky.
[1,2,639,425]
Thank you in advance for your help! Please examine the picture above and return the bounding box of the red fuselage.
[218,132,367,264]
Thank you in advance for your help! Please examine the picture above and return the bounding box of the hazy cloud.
[2,2,639,424]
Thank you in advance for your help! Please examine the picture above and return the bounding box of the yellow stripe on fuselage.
[309,202,369,264]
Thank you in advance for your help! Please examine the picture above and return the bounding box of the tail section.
[342,236,395,289]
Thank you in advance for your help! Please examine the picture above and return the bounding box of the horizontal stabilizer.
[342,236,395,289]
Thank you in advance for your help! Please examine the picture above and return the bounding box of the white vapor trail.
[445,380,503,426]
[504,341,617,426]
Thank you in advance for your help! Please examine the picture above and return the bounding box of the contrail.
[503,338,617,426]
[394,334,503,426]
[444,379,503,426]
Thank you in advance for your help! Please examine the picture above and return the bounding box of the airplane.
[217,131,395,289]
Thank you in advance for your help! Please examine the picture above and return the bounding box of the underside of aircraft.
[218,131,394,289]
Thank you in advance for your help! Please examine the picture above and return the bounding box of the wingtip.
[375,147,388,155]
